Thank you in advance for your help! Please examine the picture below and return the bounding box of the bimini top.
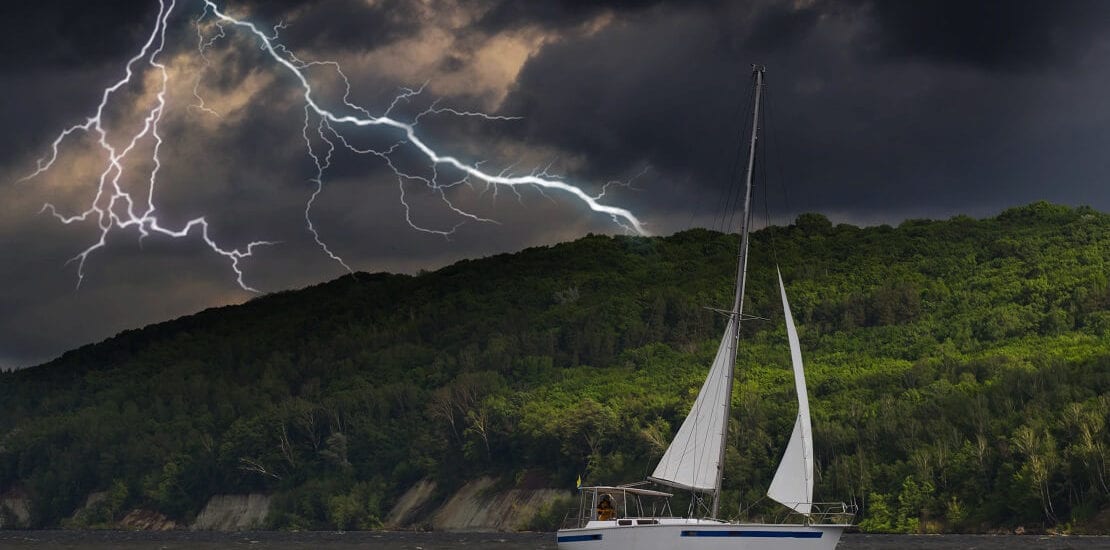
[579,486,673,498]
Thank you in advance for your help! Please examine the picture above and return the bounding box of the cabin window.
[618,519,633,526]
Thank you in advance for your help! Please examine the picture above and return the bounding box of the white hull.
[557,519,844,550]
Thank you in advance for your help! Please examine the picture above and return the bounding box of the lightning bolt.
[19,0,648,292]
[19,0,274,291]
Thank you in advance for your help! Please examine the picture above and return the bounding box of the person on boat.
[596,494,616,521]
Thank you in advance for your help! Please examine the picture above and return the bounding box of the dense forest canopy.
[1,201,1108,532]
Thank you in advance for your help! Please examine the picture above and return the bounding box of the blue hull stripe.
[682,530,822,538]
[558,534,603,542]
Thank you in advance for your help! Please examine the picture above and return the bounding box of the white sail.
[649,318,736,492]
[767,269,814,514]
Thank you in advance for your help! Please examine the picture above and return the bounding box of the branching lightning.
[18,0,647,292]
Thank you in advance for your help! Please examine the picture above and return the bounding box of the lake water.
[1,531,1108,549]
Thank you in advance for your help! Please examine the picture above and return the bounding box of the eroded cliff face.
[384,479,437,529]
[119,509,177,530]
[0,490,30,529]
[61,492,271,531]
[386,477,570,532]
[191,494,271,530]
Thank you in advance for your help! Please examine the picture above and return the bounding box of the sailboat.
[555,66,853,549]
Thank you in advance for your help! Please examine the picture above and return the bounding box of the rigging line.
[688,75,748,231]
[710,106,738,234]
[720,72,756,234]
[725,71,762,234]
[722,117,750,233]
[713,120,748,234]
[764,79,794,224]
[740,494,768,519]
[723,160,748,234]
[759,81,781,268]
[762,167,779,267]
[713,70,756,234]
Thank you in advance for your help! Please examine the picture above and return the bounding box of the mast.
[712,64,764,518]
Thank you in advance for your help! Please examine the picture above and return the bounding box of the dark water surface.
[1,531,1108,549]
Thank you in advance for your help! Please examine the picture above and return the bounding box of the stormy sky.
[2,0,1109,369]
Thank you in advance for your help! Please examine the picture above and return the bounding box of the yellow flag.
[576,475,582,489]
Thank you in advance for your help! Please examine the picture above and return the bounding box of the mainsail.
[649,318,736,492]
[766,268,814,514]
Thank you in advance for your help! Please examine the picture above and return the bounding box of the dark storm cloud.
[498,4,768,187]
[0,0,158,70]
[476,0,671,31]
[861,0,1110,71]
[497,0,1110,222]
[0,0,420,71]
[245,0,423,53]
[0,0,173,161]
[744,2,825,52]
[0,70,117,165]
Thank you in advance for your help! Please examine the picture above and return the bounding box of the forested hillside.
[1,201,1108,532]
